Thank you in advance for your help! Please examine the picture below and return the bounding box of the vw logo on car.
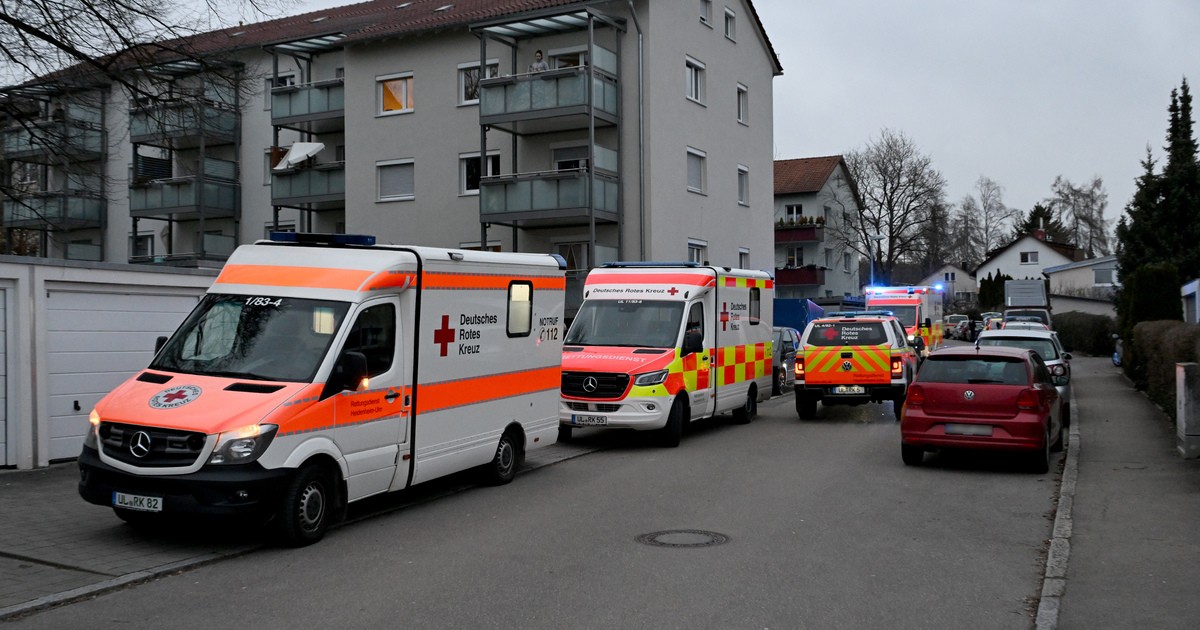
[964,390,976,400]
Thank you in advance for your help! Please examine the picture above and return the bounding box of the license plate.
[113,491,163,513]
[572,414,608,426]
[945,423,993,436]
[832,385,866,395]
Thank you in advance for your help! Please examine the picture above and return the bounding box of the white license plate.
[113,491,163,513]
[572,414,608,426]
[945,423,993,436]
[832,385,866,395]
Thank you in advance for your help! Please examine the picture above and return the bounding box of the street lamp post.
[867,234,885,287]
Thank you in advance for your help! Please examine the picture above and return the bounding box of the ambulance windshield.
[151,294,351,382]
[881,305,917,329]
[565,299,684,348]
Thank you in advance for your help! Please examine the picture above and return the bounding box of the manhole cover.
[635,529,730,548]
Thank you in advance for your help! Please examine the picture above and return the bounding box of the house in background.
[917,263,977,312]
[974,229,1082,289]
[1044,254,1119,317]
[772,155,862,300]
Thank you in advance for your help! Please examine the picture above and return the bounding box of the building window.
[1095,268,1115,284]
[458,61,499,105]
[825,248,833,268]
[377,73,414,115]
[377,159,415,201]
[736,83,749,124]
[739,248,750,269]
[130,233,153,258]
[824,206,833,226]
[844,252,852,273]
[265,74,295,110]
[686,57,706,104]
[700,0,712,25]
[1020,251,1039,264]
[688,238,708,265]
[554,145,589,171]
[459,152,500,195]
[944,271,956,282]
[785,204,802,222]
[737,165,749,205]
[785,246,803,268]
[687,147,706,194]
[724,9,736,40]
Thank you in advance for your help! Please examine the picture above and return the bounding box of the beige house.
[772,155,862,300]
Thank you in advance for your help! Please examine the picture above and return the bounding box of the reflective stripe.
[215,264,372,291]
[416,365,560,413]
[585,272,716,288]
[804,345,891,385]
[424,272,566,291]
[721,276,774,289]
[715,342,770,386]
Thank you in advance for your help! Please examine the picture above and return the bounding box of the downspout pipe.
[626,1,645,260]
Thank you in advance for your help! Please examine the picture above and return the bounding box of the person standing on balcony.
[529,49,549,73]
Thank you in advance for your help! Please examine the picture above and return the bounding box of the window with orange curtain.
[377,73,413,115]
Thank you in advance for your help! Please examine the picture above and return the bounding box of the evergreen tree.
[1160,79,1200,280]
[1011,203,1070,242]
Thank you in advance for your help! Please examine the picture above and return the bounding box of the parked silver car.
[975,329,1073,426]
[772,326,801,396]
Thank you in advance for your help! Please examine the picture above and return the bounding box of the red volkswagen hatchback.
[900,345,1064,473]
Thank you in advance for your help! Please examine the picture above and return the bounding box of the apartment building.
[772,155,862,300]
[1,0,782,310]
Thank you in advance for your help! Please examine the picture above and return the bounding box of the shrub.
[1052,311,1117,356]
[1129,320,1200,423]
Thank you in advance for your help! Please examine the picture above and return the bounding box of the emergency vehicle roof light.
[601,261,699,268]
[269,232,377,247]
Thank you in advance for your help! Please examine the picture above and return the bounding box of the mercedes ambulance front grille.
[99,422,207,468]
[564,402,622,412]
[561,372,630,399]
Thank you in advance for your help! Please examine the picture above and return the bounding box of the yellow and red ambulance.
[78,233,565,545]
[864,285,945,354]
[559,263,773,447]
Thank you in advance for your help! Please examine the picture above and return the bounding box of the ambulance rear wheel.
[796,394,817,420]
[656,397,685,448]
[277,464,332,547]
[483,431,520,485]
[732,386,757,424]
[772,368,785,396]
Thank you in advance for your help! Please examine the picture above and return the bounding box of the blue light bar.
[269,232,376,246]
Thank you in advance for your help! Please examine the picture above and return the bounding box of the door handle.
[385,390,401,402]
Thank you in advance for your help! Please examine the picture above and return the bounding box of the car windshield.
[565,299,684,348]
[150,294,350,382]
[806,321,888,346]
[1005,309,1051,325]
[881,306,917,328]
[977,337,1060,360]
[918,356,1028,385]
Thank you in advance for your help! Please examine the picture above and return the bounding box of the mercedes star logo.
[582,376,599,393]
[964,390,976,400]
[130,431,152,458]
[841,360,853,371]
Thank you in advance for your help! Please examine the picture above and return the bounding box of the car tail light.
[907,384,925,406]
[1049,364,1066,377]
[1017,388,1040,410]
[890,356,903,377]
[794,358,805,380]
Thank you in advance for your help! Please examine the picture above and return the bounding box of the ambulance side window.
[685,303,704,340]
[749,288,761,325]
[343,303,396,378]
[507,281,532,337]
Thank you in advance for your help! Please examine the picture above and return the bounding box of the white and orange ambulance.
[78,233,565,545]
[559,263,773,447]
[864,285,945,355]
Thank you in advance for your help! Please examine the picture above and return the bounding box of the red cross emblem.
[822,327,838,340]
[433,315,455,357]
[667,286,679,296]
[719,302,730,331]
[163,390,189,402]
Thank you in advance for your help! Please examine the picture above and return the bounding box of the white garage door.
[46,290,201,462]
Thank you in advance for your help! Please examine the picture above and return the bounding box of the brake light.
[890,356,903,377]
[907,384,925,406]
[794,358,805,380]
[1017,388,1040,410]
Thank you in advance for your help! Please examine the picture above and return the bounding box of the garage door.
[46,290,201,462]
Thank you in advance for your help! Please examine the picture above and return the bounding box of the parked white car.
[975,329,1073,426]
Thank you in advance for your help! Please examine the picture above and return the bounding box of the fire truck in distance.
[864,285,945,354]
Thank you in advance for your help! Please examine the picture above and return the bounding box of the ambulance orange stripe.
[364,271,416,292]
[424,272,566,291]
[585,273,716,288]
[216,264,372,290]
[415,365,561,413]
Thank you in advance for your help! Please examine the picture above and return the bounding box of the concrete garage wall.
[0,256,216,469]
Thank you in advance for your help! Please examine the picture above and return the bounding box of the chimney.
[1033,229,1047,241]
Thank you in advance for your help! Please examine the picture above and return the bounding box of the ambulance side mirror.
[922,318,932,329]
[155,336,168,352]
[324,351,368,399]
[682,329,703,355]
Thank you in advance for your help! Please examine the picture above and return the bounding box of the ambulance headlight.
[634,369,669,386]
[208,424,278,465]
[82,409,101,449]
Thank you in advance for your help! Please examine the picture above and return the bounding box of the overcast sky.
[288,0,1200,225]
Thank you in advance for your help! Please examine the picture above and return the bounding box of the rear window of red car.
[918,356,1028,385]
[807,321,889,346]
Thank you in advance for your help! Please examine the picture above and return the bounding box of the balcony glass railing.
[271,79,345,120]
[271,164,345,202]
[130,102,238,140]
[2,193,104,227]
[2,123,104,160]
[480,170,618,217]
[129,177,238,215]
[480,68,618,119]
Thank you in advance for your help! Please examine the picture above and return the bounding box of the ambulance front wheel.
[276,464,333,547]
[656,397,685,448]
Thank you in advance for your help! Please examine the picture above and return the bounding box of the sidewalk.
[2,357,1197,626]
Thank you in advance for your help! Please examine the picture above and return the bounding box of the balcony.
[271,163,345,209]
[480,169,619,227]
[271,79,345,133]
[129,176,239,220]
[775,266,826,286]
[130,100,238,148]
[774,223,824,244]
[2,122,105,163]
[479,64,619,135]
[2,191,104,229]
